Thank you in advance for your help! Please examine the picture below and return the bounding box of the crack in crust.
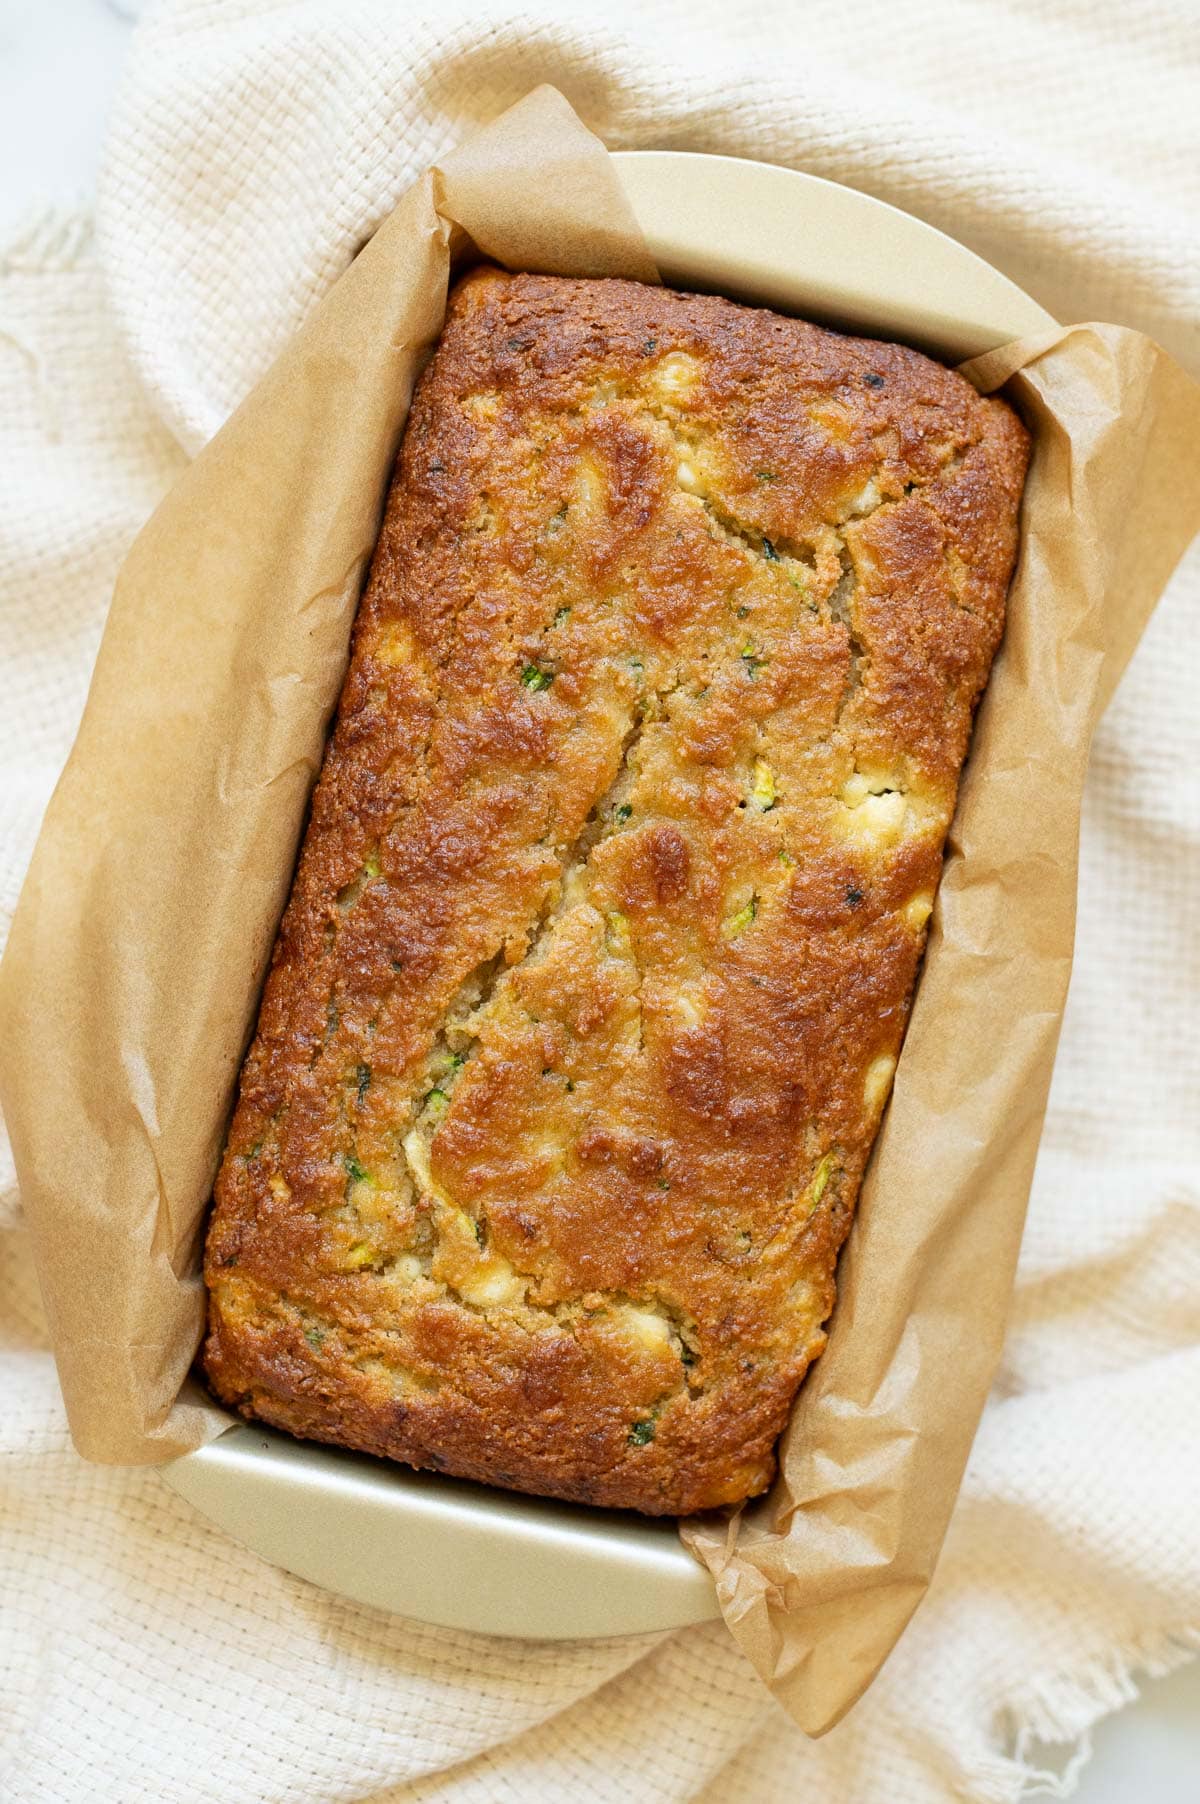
[386,400,873,1328]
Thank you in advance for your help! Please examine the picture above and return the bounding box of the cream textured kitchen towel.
[2,2,1199,1800]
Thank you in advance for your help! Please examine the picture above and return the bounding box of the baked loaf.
[203,269,1029,1515]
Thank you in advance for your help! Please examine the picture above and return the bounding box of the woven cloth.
[2,3,1198,1799]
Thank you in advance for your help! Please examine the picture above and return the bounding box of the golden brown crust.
[203,270,1029,1514]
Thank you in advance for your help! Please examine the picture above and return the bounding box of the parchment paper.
[1,85,1197,1736]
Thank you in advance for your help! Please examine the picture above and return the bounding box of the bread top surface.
[204,269,1029,1514]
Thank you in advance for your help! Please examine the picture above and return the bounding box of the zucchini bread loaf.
[203,269,1029,1515]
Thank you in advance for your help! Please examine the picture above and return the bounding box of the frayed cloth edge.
[1,207,94,276]
[964,1623,1200,1803]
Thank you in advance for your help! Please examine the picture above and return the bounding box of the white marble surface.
[0,0,1196,1797]
[0,0,136,237]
